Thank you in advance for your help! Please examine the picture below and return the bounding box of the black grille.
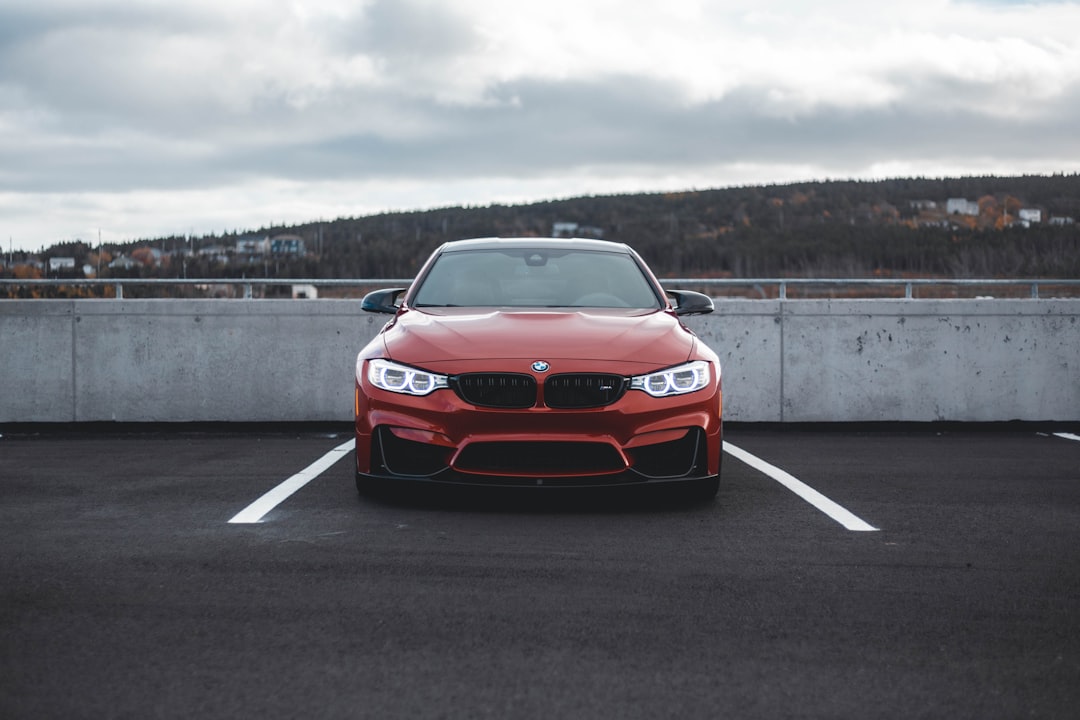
[454,441,626,475]
[452,373,536,408]
[544,374,627,408]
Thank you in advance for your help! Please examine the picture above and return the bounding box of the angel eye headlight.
[631,361,711,398]
[367,359,448,396]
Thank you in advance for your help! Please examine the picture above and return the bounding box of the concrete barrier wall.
[691,299,1080,422]
[1,298,1077,423]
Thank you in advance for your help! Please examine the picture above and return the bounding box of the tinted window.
[412,249,662,309]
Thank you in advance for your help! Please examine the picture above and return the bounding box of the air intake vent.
[454,441,626,475]
[544,374,627,408]
[452,373,536,408]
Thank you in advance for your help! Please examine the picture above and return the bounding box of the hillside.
[254,174,1080,279]
[10,175,1080,285]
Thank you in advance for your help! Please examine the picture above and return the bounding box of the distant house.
[198,245,230,264]
[909,200,938,211]
[946,198,979,216]
[1049,216,1075,226]
[48,257,76,272]
[108,255,140,270]
[1018,208,1042,224]
[271,235,305,256]
[236,236,269,255]
[552,222,604,239]
[552,222,579,237]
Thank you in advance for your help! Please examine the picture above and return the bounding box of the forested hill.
[36,174,1080,279]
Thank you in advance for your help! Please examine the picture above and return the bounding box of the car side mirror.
[361,288,407,314]
[666,289,714,316]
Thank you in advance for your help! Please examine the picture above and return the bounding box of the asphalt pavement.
[2,426,1078,719]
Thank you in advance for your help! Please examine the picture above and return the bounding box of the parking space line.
[228,439,355,524]
[1053,433,1080,443]
[723,441,880,532]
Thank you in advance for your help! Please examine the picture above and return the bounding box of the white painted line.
[1053,433,1080,443]
[229,439,355,524]
[723,441,879,532]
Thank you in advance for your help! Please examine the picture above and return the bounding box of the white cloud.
[2,0,1080,250]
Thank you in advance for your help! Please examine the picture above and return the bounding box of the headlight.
[367,359,448,396]
[630,361,712,397]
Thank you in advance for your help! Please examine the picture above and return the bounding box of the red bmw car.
[354,238,722,498]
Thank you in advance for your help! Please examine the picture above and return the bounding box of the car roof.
[438,237,632,254]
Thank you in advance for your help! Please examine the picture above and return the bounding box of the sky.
[2,0,1080,252]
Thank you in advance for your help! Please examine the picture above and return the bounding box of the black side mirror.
[666,289,714,316]
[361,288,407,314]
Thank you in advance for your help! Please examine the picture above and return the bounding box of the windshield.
[412,248,663,309]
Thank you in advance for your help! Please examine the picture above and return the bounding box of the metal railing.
[0,278,411,300]
[2,277,1079,299]
[661,278,1080,299]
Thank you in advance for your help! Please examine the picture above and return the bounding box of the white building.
[108,255,140,270]
[48,257,76,271]
[552,222,604,238]
[946,198,979,216]
[236,236,269,255]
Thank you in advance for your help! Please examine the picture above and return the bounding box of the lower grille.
[544,374,627,408]
[452,373,536,408]
[454,441,626,476]
[375,427,451,477]
[626,428,702,479]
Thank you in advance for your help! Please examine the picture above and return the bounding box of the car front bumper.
[354,372,722,488]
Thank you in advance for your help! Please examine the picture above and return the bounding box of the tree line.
[9,175,1080,288]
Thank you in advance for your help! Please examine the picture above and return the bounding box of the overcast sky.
[3,0,1079,251]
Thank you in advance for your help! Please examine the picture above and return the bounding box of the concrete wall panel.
[684,301,783,422]
[1,298,1077,423]
[0,301,75,422]
[780,300,1080,422]
[68,300,380,422]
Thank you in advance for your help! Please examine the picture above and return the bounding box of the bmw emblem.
[531,361,550,373]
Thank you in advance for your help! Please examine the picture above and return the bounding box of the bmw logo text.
[531,361,550,373]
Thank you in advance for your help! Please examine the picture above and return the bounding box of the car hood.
[382,308,696,368]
